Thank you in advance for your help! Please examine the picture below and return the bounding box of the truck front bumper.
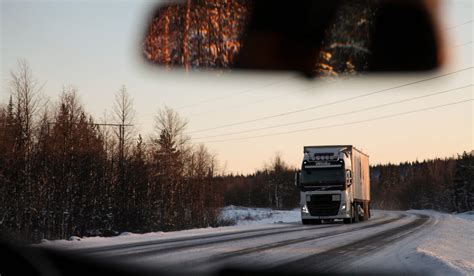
[300,201,351,219]
[301,212,351,220]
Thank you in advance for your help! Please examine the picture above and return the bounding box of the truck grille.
[307,194,340,216]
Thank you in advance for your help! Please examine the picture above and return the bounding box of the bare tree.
[154,105,189,150]
[9,59,43,157]
[5,60,44,239]
[266,152,290,209]
[111,86,136,230]
[151,106,190,230]
[112,85,136,158]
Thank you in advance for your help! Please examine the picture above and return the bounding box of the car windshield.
[1,0,473,275]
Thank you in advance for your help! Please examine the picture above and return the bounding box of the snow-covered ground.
[218,205,300,225]
[39,206,301,250]
[409,210,474,274]
[352,209,474,275]
[38,207,474,275]
[455,210,474,221]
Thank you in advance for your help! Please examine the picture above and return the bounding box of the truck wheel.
[361,202,369,221]
[314,219,322,224]
[344,204,355,224]
[353,204,359,223]
[358,204,365,221]
[302,219,310,225]
[360,210,366,221]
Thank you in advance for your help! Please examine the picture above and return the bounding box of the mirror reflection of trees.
[143,0,378,76]
[144,0,250,69]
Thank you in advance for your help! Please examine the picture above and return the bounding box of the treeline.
[219,154,473,213]
[370,153,473,212]
[0,61,223,242]
[219,154,299,210]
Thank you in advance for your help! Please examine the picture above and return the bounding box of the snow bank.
[455,210,474,222]
[218,205,300,225]
[39,206,299,249]
[40,230,166,249]
[409,210,474,275]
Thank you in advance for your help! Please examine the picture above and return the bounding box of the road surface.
[68,211,439,274]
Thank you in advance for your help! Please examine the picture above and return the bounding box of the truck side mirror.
[346,170,352,187]
[295,170,301,188]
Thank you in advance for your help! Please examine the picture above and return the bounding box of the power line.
[171,20,473,115]
[186,74,356,119]
[168,19,472,113]
[187,51,471,119]
[201,99,473,144]
[174,76,296,110]
[186,67,473,134]
[185,84,301,118]
[193,84,473,140]
[47,122,133,127]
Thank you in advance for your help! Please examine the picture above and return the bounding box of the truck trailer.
[295,145,370,224]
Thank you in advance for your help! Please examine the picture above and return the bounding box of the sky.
[1,0,473,174]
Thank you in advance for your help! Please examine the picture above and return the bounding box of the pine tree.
[454,152,474,212]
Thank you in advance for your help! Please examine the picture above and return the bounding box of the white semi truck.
[295,145,370,224]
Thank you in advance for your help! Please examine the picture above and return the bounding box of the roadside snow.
[456,210,474,222]
[38,206,299,250]
[218,205,300,225]
[355,210,474,275]
[411,210,474,274]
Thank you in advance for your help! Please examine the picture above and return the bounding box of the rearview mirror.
[142,0,441,78]
[346,170,352,187]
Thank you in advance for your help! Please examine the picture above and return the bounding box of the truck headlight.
[341,203,346,211]
[301,205,309,214]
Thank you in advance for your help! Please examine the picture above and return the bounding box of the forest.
[370,154,473,212]
[0,61,225,242]
[0,61,472,242]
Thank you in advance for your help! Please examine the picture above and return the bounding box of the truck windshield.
[301,168,345,185]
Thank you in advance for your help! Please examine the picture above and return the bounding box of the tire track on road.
[179,213,405,269]
[275,214,430,273]
[96,225,339,259]
[72,224,305,255]
[81,223,341,258]
[96,215,392,260]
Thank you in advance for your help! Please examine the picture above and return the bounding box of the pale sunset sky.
[1,0,473,174]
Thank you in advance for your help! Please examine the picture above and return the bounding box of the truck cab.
[295,145,370,224]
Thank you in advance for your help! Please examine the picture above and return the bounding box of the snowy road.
[49,210,465,275]
[39,208,473,275]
